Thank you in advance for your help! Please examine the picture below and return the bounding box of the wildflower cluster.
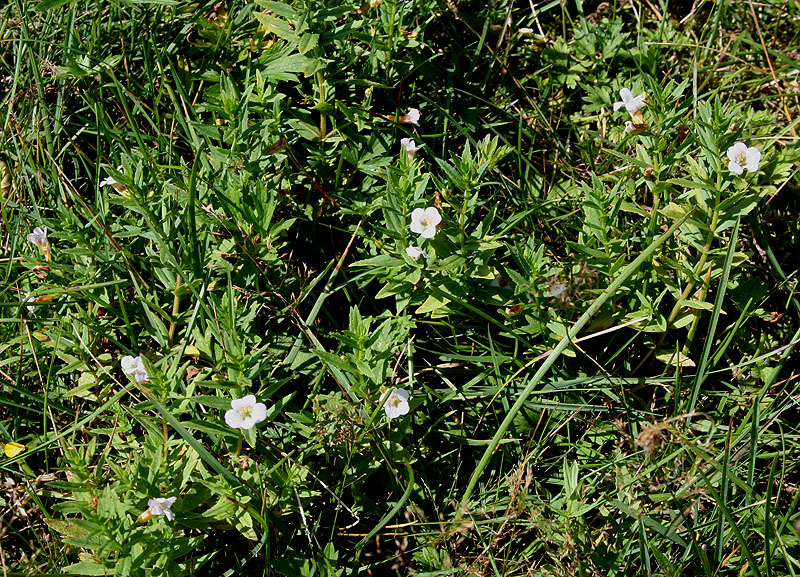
[397,107,438,273]
[613,85,762,175]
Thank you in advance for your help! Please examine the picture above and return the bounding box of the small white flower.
[121,355,150,384]
[26,227,47,248]
[409,207,442,239]
[100,166,123,189]
[404,108,421,125]
[380,388,410,419]
[22,292,35,313]
[138,496,177,522]
[726,141,761,175]
[624,120,646,135]
[401,138,421,153]
[405,246,429,260]
[27,227,51,260]
[613,87,646,114]
[225,395,267,430]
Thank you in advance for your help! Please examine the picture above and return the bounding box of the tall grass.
[2,0,800,575]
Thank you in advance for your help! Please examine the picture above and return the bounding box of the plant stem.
[168,274,182,348]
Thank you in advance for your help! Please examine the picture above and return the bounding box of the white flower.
[401,138,421,153]
[27,227,51,260]
[404,108,421,125]
[409,207,442,239]
[26,226,50,261]
[624,121,645,135]
[100,166,123,189]
[22,292,35,313]
[380,388,410,419]
[726,141,761,175]
[613,88,646,114]
[225,395,267,430]
[138,496,177,522]
[27,227,47,248]
[405,246,429,260]
[121,355,150,384]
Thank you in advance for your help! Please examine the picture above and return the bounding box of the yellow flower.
[3,441,26,458]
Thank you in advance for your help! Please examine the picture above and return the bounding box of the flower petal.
[727,142,747,163]
[148,499,163,515]
[406,246,423,259]
[619,87,633,102]
[225,408,244,428]
[625,95,645,113]
[728,161,744,175]
[420,226,436,239]
[383,388,411,419]
[409,208,426,234]
[745,147,761,172]
[251,402,268,424]
[121,355,138,374]
[231,395,256,411]
[424,207,442,226]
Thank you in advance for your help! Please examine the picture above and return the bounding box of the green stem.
[665,204,720,328]
[459,186,470,258]
[316,69,327,141]
[168,274,182,348]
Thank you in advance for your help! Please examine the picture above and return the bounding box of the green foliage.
[3,0,800,575]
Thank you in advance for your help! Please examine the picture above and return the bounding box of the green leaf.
[415,293,450,315]
[254,13,298,45]
[34,0,73,11]
[676,299,715,311]
[61,560,111,576]
[256,0,296,18]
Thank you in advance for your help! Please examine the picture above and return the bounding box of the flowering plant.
[726,141,761,175]
[613,87,646,117]
[137,496,177,523]
[26,227,51,261]
[225,395,268,430]
[409,207,441,239]
[405,246,429,260]
[402,108,420,125]
[380,388,411,419]
[121,355,150,384]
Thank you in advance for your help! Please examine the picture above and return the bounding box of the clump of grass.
[2,0,800,575]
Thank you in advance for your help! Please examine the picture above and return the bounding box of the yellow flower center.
[238,406,253,419]
[419,216,430,227]
[388,395,401,408]
[736,152,748,165]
